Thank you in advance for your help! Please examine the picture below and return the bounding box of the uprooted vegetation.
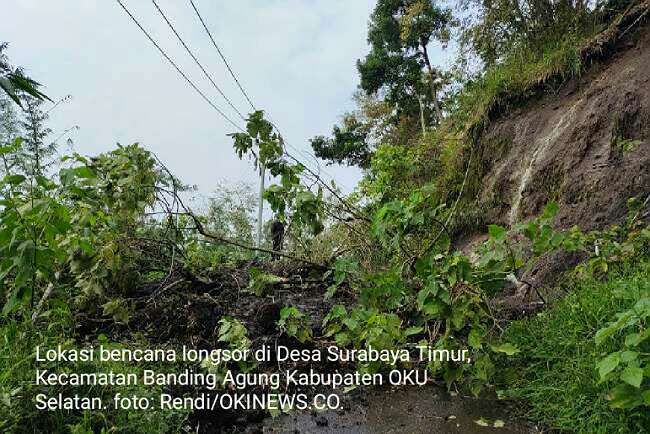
[1,1,650,433]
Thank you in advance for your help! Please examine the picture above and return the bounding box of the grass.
[405,34,588,235]
[456,34,584,141]
[498,260,650,433]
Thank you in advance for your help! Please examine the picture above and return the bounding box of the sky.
[3,0,451,203]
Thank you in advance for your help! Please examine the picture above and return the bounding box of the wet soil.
[264,386,537,434]
[77,260,536,433]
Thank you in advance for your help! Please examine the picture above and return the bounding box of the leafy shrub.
[595,296,650,410]
[0,140,161,315]
[247,268,285,296]
[277,306,312,343]
[500,261,650,433]
[0,303,188,433]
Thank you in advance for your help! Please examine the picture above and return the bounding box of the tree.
[311,114,372,169]
[0,95,21,175]
[458,1,607,68]
[357,0,455,124]
[311,91,423,169]
[19,97,55,177]
[206,182,257,244]
[0,42,50,107]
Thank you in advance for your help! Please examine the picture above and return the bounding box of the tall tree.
[19,97,55,177]
[357,0,455,124]
[0,95,21,176]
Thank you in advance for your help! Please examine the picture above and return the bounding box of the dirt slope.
[471,20,650,287]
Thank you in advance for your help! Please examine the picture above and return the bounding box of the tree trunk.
[420,38,443,124]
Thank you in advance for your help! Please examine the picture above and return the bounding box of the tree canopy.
[358,0,455,121]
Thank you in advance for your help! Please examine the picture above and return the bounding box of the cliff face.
[478,24,650,231]
[472,19,650,287]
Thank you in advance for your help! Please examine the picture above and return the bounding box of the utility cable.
[151,0,247,121]
[188,0,346,190]
[189,0,256,111]
[116,0,244,132]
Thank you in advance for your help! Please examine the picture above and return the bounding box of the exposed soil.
[77,261,354,432]
[470,18,650,290]
[264,386,537,434]
[75,259,536,433]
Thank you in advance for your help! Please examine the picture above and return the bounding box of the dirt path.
[79,263,535,433]
[264,385,536,434]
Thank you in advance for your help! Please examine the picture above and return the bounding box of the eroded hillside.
[480,20,649,231]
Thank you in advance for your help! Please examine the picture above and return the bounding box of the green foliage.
[101,298,133,324]
[230,111,324,236]
[361,143,422,201]
[358,0,454,119]
[372,183,448,252]
[454,34,584,138]
[0,42,50,108]
[0,139,71,313]
[230,110,281,166]
[217,317,251,352]
[323,305,416,363]
[0,140,160,314]
[310,91,418,170]
[277,306,313,343]
[595,296,650,409]
[247,267,285,296]
[206,182,257,245]
[351,1,625,239]
[201,317,256,375]
[615,137,643,153]
[0,305,188,433]
[499,261,650,433]
[310,114,372,169]
[19,96,55,177]
[458,0,602,68]
[201,317,255,380]
[323,197,650,404]
[178,182,260,268]
[324,258,359,299]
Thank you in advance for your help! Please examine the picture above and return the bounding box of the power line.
[116,0,244,132]
[187,0,344,190]
[270,118,346,190]
[117,1,351,198]
[189,0,256,111]
[151,0,246,121]
[285,140,347,191]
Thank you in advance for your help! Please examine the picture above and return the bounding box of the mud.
[264,386,537,434]
[75,261,538,433]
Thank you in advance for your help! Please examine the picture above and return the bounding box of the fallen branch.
[152,153,332,271]
[186,210,330,270]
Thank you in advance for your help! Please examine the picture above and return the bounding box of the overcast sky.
[4,0,451,201]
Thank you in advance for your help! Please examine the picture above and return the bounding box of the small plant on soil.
[247,267,285,296]
[277,306,313,343]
